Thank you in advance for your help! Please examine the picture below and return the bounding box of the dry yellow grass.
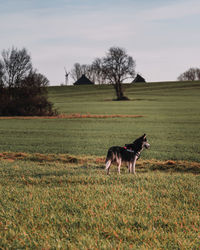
[0,156,199,249]
[0,152,199,174]
[0,113,143,119]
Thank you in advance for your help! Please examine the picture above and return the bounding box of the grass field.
[0,81,200,161]
[0,158,199,249]
[0,81,200,248]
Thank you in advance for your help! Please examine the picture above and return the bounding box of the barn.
[132,74,146,83]
[74,74,94,85]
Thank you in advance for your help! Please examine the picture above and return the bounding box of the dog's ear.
[143,134,146,138]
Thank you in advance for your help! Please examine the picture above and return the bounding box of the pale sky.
[0,0,200,85]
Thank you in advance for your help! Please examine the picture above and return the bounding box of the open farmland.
[0,81,200,248]
[0,81,200,161]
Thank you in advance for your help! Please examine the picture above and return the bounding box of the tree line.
[71,62,200,84]
[177,68,200,81]
[70,48,200,99]
[0,46,199,116]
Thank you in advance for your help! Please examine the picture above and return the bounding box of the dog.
[105,134,150,175]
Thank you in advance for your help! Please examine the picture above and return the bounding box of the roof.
[132,74,146,83]
[74,74,94,85]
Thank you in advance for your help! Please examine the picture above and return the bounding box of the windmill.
[64,67,70,85]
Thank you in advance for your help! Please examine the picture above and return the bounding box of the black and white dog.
[105,134,150,175]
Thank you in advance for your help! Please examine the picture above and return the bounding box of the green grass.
[0,81,200,161]
[0,81,200,248]
[0,159,199,249]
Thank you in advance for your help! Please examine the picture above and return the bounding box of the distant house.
[132,74,146,83]
[74,74,94,85]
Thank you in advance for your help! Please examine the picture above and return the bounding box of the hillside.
[0,81,200,161]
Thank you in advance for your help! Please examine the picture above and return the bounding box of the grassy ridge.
[0,159,199,249]
[0,152,200,174]
[0,81,200,161]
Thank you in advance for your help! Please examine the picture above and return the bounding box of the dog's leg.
[129,162,132,173]
[105,160,111,175]
[131,157,137,175]
[117,158,122,174]
[127,162,130,173]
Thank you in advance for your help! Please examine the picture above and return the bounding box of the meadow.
[0,81,200,248]
[0,81,200,161]
[0,158,199,249]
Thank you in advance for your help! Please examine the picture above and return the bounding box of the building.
[74,74,94,85]
[132,74,146,83]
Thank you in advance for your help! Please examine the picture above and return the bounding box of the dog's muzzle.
[144,142,150,149]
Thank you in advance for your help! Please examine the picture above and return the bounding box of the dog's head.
[140,134,150,149]
[125,134,150,152]
[128,134,150,151]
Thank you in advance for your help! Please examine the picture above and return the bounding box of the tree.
[0,47,32,88]
[91,58,108,85]
[71,63,83,81]
[178,67,200,81]
[0,62,4,87]
[95,47,136,100]
[0,47,57,116]
[70,63,91,81]
[15,70,56,116]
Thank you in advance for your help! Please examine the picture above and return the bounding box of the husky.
[105,134,150,175]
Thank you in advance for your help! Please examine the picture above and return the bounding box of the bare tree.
[196,68,200,80]
[91,58,108,84]
[0,47,32,88]
[70,47,136,94]
[71,63,95,81]
[16,70,56,116]
[71,60,108,85]
[100,47,136,100]
[0,62,4,87]
[0,47,57,116]
[178,67,200,81]
[70,63,84,81]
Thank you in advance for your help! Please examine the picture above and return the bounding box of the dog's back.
[105,146,121,162]
[105,146,136,162]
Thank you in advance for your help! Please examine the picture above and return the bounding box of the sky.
[0,0,200,85]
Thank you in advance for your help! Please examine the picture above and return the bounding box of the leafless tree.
[99,47,136,100]
[71,63,97,83]
[70,47,136,97]
[0,62,4,87]
[91,58,108,84]
[70,63,88,81]
[178,67,200,81]
[196,68,200,80]
[0,47,57,116]
[0,47,32,88]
